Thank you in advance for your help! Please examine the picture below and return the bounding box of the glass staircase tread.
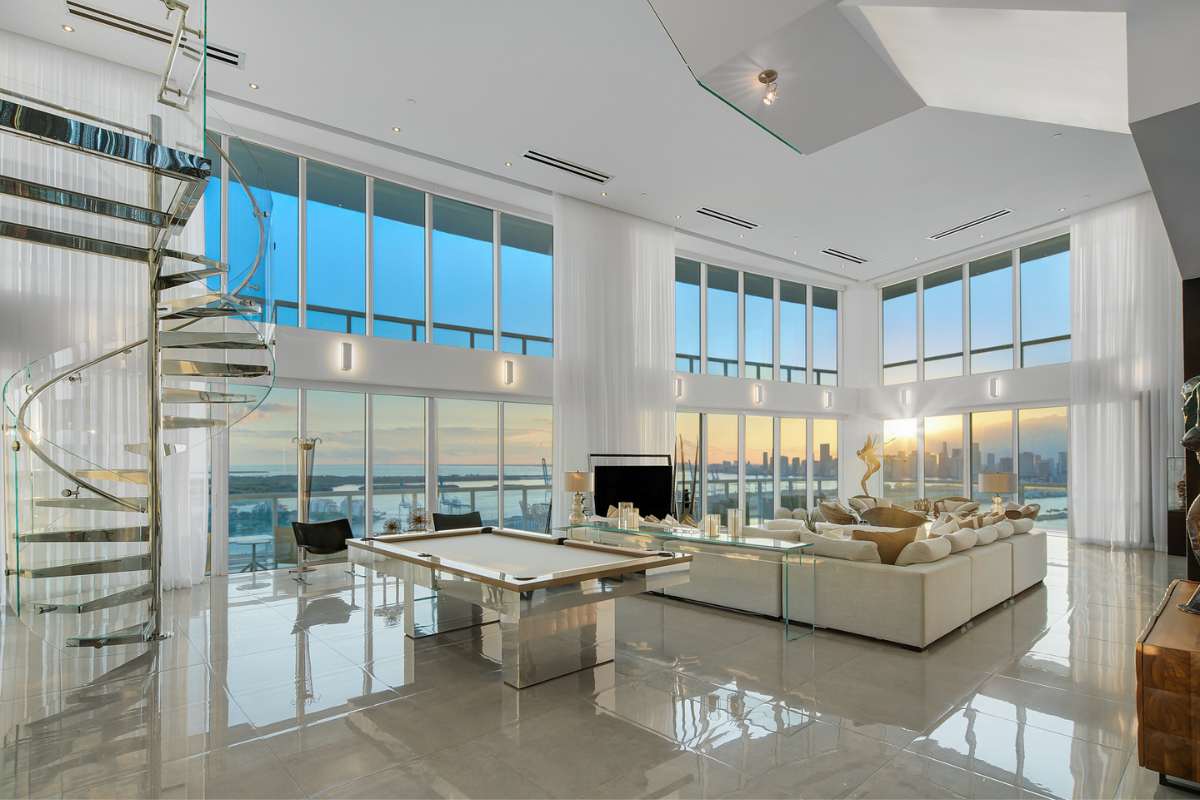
[158,330,266,350]
[160,387,257,404]
[154,266,226,290]
[18,526,150,543]
[123,442,185,457]
[74,468,149,485]
[33,496,148,512]
[0,219,150,261]
[0,174,178,227]
[66,621,154,649]
[15,553,151,579]
[162,415,223,430]
[33,583,153,614]
[0,99,210,183]
[161,359,270,378]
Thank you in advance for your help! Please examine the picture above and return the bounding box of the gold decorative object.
[856,434,883,497]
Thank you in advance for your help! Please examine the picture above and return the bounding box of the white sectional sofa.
[593,522,1048,649]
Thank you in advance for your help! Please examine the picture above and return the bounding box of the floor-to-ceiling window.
[743,273,773,380]
[1018,406,1068,531]
[431,196,493,349]
[500,215,553,356]
[706,266,739,377]
[923,266,964,379]
[924,414,964,499]
[882,279,918,385]
[502,402,552,531]
[812,419,839,502]
[706,414,739,516]
[371,394,425,533]
[437,399,499,524]
[882,418,918,504]
[779,418,807,510]
[675,259,701,373]
[813,288,839,385]
[227,139,299,325]
[305,161,365,332]
[744,415,774,523]
[372,179,425,341]
[305,389,367,536]
[227,387,297,571]
[779,280,806,383]
[970,410,1014,506]
[675,411,701,518]
[1020,235,1071,367]
[969,252,1014,374]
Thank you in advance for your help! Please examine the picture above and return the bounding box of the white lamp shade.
[564,471,593,492]
[978,472,1015,494]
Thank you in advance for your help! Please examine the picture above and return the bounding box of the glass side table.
[557,522,815,640]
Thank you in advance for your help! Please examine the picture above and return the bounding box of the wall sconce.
[987,376,1001,399]
[752,384,764,405]
[674,376,684,399]
[340,341,353,372]
[900,387,912,407]
[821,389,833,409]
[503,359,515,386]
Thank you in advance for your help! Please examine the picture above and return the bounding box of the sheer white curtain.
[1069,192,1182,549]
[551,195,675,524]
[0,30,208,589]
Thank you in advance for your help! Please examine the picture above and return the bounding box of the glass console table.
[556,522,815,640]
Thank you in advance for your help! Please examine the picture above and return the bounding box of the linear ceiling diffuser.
[695,207,757,230]
[522,150,611,184]
[927,209,1012,240]
[66,1,243,67]
[821,247,868,265]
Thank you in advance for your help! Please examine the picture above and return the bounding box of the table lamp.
[977,472,1015,514]
[564,470,593,524]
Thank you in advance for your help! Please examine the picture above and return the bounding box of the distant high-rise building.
[762,451,769,469]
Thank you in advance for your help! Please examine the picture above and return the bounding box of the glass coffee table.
[557,522,815,640]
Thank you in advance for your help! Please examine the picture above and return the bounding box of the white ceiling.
[861,5,1129,133]
[0,0,1154,282]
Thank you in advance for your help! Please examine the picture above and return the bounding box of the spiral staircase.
[0,6,275,650]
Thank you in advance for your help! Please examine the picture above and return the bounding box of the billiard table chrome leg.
[500,597,616,689]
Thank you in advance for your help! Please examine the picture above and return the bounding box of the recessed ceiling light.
[392,126,401,133]
[675,215,681,220]
[1052,132,1063,138]
[738,233,744,239]
[979,233,985,238]
[913,257,919,262]
[758,69,779,106]
[61,24,74,32]
[504,160,512,167]
[1057,207,1066,212]
[792,250,797,256]
[601,191,607,197]
[248,82,259,90]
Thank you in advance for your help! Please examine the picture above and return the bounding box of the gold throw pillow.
[851,526,919,565]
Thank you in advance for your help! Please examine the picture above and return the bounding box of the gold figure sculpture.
[856,434,884,497]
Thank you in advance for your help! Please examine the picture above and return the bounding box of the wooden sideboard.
[1138,579,1200,788]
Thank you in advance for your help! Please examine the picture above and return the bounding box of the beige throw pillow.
[1011,518,1034,534]
[851,526,919,565]
[994,520,1015,539]
[895,535,952,566]
[975,524,999,545]
[799,531,881,562]
[941,529,978,553]
[930,520,959,537]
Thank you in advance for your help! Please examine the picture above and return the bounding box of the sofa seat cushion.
[959,542,1014,616]
[851,526,919,565]
[896,535,952,566]
[800,531,881,562]
[1010,530,1048,593]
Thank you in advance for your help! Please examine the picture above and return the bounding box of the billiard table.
[347,526,691,688]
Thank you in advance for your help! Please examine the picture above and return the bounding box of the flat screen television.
[592,464,673,519]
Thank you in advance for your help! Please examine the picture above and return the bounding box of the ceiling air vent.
[821,248,868,265]
[927,209,1012,241]
[66,1,244,67]
[522,150,611,184]
[695,207,758,230]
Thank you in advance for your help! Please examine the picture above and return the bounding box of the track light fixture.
[758,69,779,106]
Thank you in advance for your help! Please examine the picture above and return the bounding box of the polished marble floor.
[0,536,1190,799]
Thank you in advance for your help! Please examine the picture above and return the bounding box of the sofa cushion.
[851,526,919,565]
[994,520,1014,539]
[940,529,978,553]
[930,520,959,537]
[1011,518,1034,534]
[976,525,999,545]
[799,530,881,562]
[765,519,808,532]
[819,501,857,525]
[895,535,952,566]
